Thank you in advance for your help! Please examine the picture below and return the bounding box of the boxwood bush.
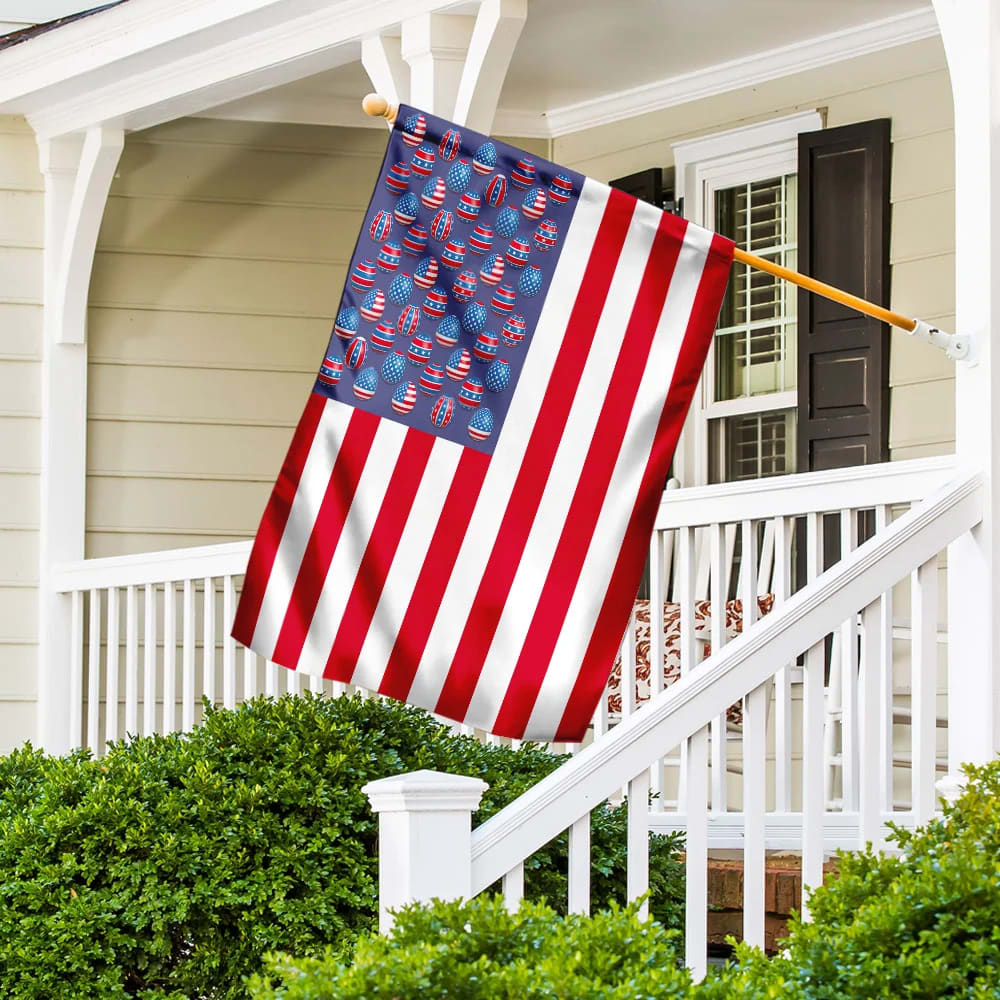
[0,693,683,1000]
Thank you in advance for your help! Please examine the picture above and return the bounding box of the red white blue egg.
[519,264,543,297]
[458,377,484,409]
[436,314,461,347]
[452,269,478,303]
[485,173,507,207]
[501,313,527,346]
[534,218,558,251]
[430,394,456,428]
[397,304,421,338]
[391,381,417,414]
[421,176,446,210]
[473,329,500,363]
[403,224,428,257]
[346,336,367,369]
[418,362,445,395]
[490,284,516,315]
[473,141,497,175]
[439,129,462,161]
[456,190,482,223]
[431,209,454,243]
[468,406,494,440]
[495,206,520,238]
[505,237,531,269]
[462,301,488,334]
[521,186,547,220]
[371,320,396,353]
[334,306,359,340]
[446,347,472,381]
[380,350,407,384]
[480,252,504,286]
[407,334,434,366]
[485,357,511,392]
[353,366,377,400]
[385,160,410,194]
[446,158,472,193]
[410,143,435,177]
[388,271,413,305]
[511,157,535,189]
[360,288,386,323]
[369,210,392,242]
[549,172,573,205]
[317,354,343,386]
[351,258,377,292]
[393,192,419,225]
[413,255,439,289]
[377,241,403,271]
[423,287,448,319]
[468,222,494,255]
[440,238,466,269]
[401,112,426,148]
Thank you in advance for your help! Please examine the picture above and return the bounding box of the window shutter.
[796,119,891,471]
[610,168,663,207]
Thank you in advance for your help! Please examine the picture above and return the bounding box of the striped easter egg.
[435,314,461,347]
[334,306,359,340]
[440,238,466,269]
[511,156,535,189]
[423,286,449,319]
[468,222,494,256]
[430,394,456,428]
[501,313,527,347]
[519,264,543,297]
[456,190,481,223]
[534,218,559,251]
[400,112,426,147]
[430,209,454,243]
[490,284,516,316]
[360,288,386,323]
[402,224,428,257]
[410,143,435,177]
[393,192,419,225]
[376,240,402,271]
[418,362,445,395]
[439,129,462,161]
[485,358,511,392]
[391,381,417,414]
[317,354,343,386]
[462,300,488,335]
[370,321,396,353]
[387,271,413,305]
[446,158,472,193]
[397,304,421,338]
[473,329,500,363]
[458,377,484,409]
[484,172,507,207]
[473,141,497,175]
[479,252,504,286]
[451,269,478,303]
[353,366,378,400]
[369,210,392,242]
[468,406,494,441]
[380,350,407,384]
[505,237,531,269]
[385,160,411,194]
[421,176,447,210]
[549,172,573,204]
[407,334,434,366]
[495,205,520,238]
[446,347,472,381]
[351,258,377,292]
[345,336,367,369]
[521,185,547,220]
[413,255,439,290]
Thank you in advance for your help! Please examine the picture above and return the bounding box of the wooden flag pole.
[361,93,968,361]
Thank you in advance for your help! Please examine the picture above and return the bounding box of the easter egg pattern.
[407,335,434,366]
[451,269,478,303]
[391,381,417,413]
[430,394,455,428]
[345,336,367,369]
[418,362,445,395]
[423,287,449,319]
[334,306,359,340]
[446,347,472,381]
[421,176,446,210]
[371,321,396,353]
[473,329,499,363]
[458,377,484,409]
[494,206,520,238]
[501,314,527,346]
[473,141,497,175]
[511,157,535,189]
[522,186,547,220]
[385,160,410,194]
[468,407,494,441]
[462,301,488,334]
[376,241,402,271]
[402,224,428,256]
[519,264,544,297]
[397,305,421,339]
[317,354,343,386]
[549,172,573,204]
[351,258,377,292]
[430,209,454,242]
[440,239,465,269]
[353,367,378,400]
[484,173,506,206]
[456,190,481,223]
[490,284,516,315]
[479,252,504,286]
[360,289,386,323]
[468,223,494,255]
[505,237,531,269]
[387,272,413,305]
[410,143,435,177]
[485,358,511,392]
[369,210,392,242]
[435,314,461,347]
[446,158,471,193]
[413,255,439,289]
[381,351,407,384]
[534,219,559,251]
[393,192,419,225]
[400,112,426,147]
[439,129,461,161]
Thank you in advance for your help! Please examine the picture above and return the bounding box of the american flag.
[232,105,733,742]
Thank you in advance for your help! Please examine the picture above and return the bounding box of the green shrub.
[0,693,683,1000]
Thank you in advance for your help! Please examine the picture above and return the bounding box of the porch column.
[933,0,1000,794]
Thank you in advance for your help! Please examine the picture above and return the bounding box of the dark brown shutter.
[797,119,891,472]
[610,168,663,207]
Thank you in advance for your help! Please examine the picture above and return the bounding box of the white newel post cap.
[363,769,489,933]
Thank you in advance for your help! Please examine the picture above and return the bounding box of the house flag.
[232,105,733,742]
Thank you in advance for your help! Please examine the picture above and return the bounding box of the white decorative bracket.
[361,32,410,125]
[908,318,972,364]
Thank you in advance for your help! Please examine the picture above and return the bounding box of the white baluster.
[309,672,324,694]
[839,508,859,811]
[143,583,157,735]
[911,554,939,822]
[286,668,302,696]
[332,680,348,698]
[627,767,650,919]
[125,584,138,736]
[163,582,176,735]
[567,813,590,915]
[859,599,883,848]
[223,576,236,710]
[105,586,120,746]
[685,724,709,979]
[242,644,257,701]
[772,516,793,812]
[649,529,665,810]
[69,590,84,749]
[87,589,100,754]
[203,577,216,708]
[678,525,696,806]
[709,522,727,813]
[502,862,524,913]
[265,659,279,697]
[593,673,609,739]
[875,504,895,812]
[182,579,195,731]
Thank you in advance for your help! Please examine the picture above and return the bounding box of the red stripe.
[378,447,491,701]
[433,189,637,723]
[555,233,734,741]
[269,407,380,669]
[323,430,437,682]
[491,211,686,738]
[232,392,326,647]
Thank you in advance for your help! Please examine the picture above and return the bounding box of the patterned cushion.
[605,595,775,725]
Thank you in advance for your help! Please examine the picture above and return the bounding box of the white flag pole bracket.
[909,319,971,363]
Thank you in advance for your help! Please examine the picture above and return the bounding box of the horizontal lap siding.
[0,117,42,751]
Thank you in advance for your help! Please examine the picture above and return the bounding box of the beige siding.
[0,116,42,751]
[552,36,956,461]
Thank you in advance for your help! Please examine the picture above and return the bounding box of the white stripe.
[524,223,714,739]
[466,198,662,729]
[250,398,351,658]
[405,179,612,710]
[295,419,410,676]
[350,437,464,691]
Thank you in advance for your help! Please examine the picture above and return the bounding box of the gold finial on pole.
[362,93,398,125]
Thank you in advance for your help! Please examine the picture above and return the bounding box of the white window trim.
[671,109,823,487]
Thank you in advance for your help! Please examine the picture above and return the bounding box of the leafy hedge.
[0,693,683,1000]
[252,759,1000,1000]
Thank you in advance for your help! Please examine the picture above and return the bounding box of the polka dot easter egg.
[534,219,559,251]
[317,354,343,386]
[473,141,497,175]
[351,258,377,293]
[360,289,386,323]
[422,287,448,320]
[393,192,419,225]
[421,176,446,210]
[413,255,439,290]
[418,362,445,395]
[431,209,454,243]
[377,241,402,271]
[479,252,504,286]
[387,272,413,305]
[446,347,472,381]
[384,160,410,195]
[400,112,426,147]
[430,394,456,428]
[391,381,417,414]
[458,377,484,409]
[439,128,462,161]
[549,172,573,205]
[353,366,378,400]
[402,224,428,257]
[334,306,359,340]
[468,223,494,255]
[519,263,544,297]
[511,156,535,189]
[369,210,392,242]
[505,237,531,269]
[435,314,461,347]
[410,143,435,177]
[407,334,434,366]
[451,269,478,303]
[473,329,500,363]
[397,304,421,338]
[371,320,396,353]
[490,284,516,316]
[468,406,495,441]
[495,206,520,238]
[485,172,507,207]
[501,313,527,347]
[522,185,547,220]
[345,336,367,369]
[380,350,407,384]
[440,238,466,269]
[446,158,472,193]
[462,300,488,335]
[485,358,511,392]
